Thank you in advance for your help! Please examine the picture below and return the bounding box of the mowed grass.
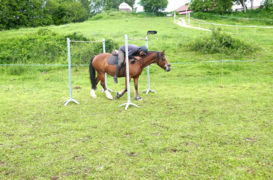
[1,60,273,179]
[0,14,273,179]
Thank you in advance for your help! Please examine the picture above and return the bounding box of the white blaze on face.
[165,64,171,71]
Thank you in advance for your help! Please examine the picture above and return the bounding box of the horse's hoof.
[116,92,122,99]
[90,89,97,98]
[135,96,142,101]
[105,90,113,100]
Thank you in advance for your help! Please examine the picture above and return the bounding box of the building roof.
[119,2,132,10]
[176,5,190,12]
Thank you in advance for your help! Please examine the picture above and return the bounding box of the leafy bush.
[188,28,257,55]
[191,12,212,20]
[0,0,89,30]
[90,11,158,21]
[0,29,118,64]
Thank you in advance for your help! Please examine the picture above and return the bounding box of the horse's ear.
[162,50,165,55]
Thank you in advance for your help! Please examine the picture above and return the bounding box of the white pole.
[125,35,131,104]
[68,38,72,99]
[146,36,150,91]
[142,35,156,94]
[186,10,188,24]
[142,36,156,94]
[102,38,112,92]
[64,38,79,106]
[119,34,139,110]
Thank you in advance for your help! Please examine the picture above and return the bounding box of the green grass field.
[0,13,273,179]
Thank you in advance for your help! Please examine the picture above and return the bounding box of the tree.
[250,0,253,9]
[190,0,233,14]
[0,0,89,30]
[263,0,273,10]
[89,0,104,14]
[0,0,45,29]
[140,0,168,14]
[80,0,92,14]
[233,0,247,13]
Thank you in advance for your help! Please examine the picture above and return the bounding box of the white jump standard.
[119,34,139,110]
[142,35,156,94]
[65,37,111,106]
[64,38,80,106]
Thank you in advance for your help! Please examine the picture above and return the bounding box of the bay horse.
[89,50,171,100]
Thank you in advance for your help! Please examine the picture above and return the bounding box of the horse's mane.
[147,51,159,54]
[144,51,160,58]
[137,51,161,66]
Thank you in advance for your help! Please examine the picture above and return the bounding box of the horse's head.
[155,50,171,72]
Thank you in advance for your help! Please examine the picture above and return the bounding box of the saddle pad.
[108,55,119,65]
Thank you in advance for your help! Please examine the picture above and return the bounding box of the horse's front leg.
[116,75,131,99]
[134,76,142,101]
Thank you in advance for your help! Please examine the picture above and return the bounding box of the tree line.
[0,0,138,30]
[0,0,171,30]
[3,0,270,30]
[190,0,272,14]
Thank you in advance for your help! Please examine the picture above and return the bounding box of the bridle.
[156,52,165,63]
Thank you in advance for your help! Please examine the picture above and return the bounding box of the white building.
[119,2,132,12]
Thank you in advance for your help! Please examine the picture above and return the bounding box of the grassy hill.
[1,11,273,65]
[0,12,272,179]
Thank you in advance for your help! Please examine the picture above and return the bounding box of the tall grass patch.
[188,28,257,56]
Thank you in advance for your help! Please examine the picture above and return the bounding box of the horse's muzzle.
[165,64,171,72]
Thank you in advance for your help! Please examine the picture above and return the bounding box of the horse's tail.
[89,56,97,90]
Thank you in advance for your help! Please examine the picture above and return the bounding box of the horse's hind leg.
[90,77,100,98]
[99,73,113,100]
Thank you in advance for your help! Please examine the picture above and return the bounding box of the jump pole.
[102,38,112,92]
[142,35,156,94]
[64,38,80,106]
[119,34,139,110]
